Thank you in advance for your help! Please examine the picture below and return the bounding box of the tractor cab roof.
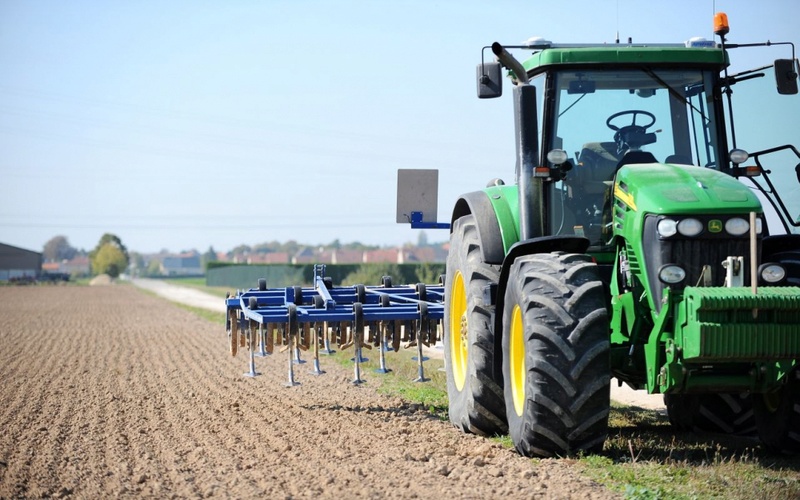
[518,42,729,76]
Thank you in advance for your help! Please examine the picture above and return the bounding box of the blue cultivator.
[226,265,444,386]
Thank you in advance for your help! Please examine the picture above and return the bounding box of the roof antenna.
[615,0,620,43]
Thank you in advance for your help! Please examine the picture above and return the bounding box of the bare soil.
[0,286,618,499]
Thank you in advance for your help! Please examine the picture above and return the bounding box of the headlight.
[547,149,568,165]
[725,217,750,236]
[657,219,677,237]
[658,264,686,285]
[755,218,763,234]
[729,148,749,165]
[758,263,786,284]
[677,218,703,237]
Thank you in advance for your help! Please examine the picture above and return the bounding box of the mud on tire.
[502,252,610,457]
[443,215,507,436]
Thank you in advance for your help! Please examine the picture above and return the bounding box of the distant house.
[43,256,91,277]
[0,243,42,282]
[247,252,289,264]
[331,249,364,264]
[402,246,448,263]
[363,248,401,263]
[292,247,317,264]
[161,252,203,276]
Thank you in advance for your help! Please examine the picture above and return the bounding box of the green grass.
[577,403,800,499]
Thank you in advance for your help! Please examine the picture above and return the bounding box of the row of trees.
[44,233,130,278]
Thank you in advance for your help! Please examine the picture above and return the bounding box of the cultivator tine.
[336,321,349,349]
[375,294,392,374]
[292,323,309,365]
[228,309,239,357]
[309,323,325,376]
[255,322,269,357]
[320,321,335,355]
[265,323,275,355]
[391,320,402,353]
[243,320,261,378]
[414,303,430,383]
[375,321,392,374]
[284,304,300,387]
[351,302,366,385]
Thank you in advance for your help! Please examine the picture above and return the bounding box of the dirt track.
[0,286,617,499]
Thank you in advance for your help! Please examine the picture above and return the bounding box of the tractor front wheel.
[443,215,506,436]
[502,252,610,457]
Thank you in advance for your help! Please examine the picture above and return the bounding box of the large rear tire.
[502,252,610,457]
[754,369,800,454]
[664,393,756,436]
[443,215,507,436]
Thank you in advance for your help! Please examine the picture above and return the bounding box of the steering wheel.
[606,110,656,152]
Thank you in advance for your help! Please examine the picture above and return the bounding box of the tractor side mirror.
[795,162,800,184]
[477,61,502,98]
[774,59,799,95]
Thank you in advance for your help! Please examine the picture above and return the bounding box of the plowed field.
[0,285,616,499]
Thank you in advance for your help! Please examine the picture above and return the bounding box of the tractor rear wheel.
[754,369,800,454]
[664,393,756,436]
[502,252,610,457]
[443,215,507,436]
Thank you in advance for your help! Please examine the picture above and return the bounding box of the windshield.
[547,68,721,249]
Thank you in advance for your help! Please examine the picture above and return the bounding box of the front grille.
[642,215,761,312]
[669,238,756,287]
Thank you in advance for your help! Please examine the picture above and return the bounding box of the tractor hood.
[613,162,762,215]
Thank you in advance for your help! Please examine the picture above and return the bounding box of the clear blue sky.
[1,0,798,254]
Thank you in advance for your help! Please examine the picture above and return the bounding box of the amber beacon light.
[714,12,730,36]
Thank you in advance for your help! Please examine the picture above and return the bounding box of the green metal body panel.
[484,185,520,254]
[678,287,800,362]
[613,163,763,215]
[522,46,728,74]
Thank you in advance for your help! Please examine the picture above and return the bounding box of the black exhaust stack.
[492,43,542,240]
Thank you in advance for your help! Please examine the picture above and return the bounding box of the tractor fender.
[491,236,591,383]
[451,191,507,265]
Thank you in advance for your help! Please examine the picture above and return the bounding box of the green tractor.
[443,14,800,457]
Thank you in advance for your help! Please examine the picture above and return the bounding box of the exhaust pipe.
[491,42,530,85]
[491,43,541,240]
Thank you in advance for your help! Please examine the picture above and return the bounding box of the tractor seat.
[617,150,658,169]
[575,142,620,194]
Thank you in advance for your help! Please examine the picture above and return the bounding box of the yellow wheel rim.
[509,304,526,417]
[450,271,468,391]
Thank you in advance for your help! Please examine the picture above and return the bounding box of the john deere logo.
[708,219,723,233]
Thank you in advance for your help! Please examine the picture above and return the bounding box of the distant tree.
[343,263,403,287]
[91,243,128,278]
[89,233,129,277]
[414,262,445,284]
[145,259,163,277]
[202,246,217,270]
[43,235,77,262]
[228,244,251,258]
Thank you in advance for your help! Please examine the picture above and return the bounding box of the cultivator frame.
[225,265,445,385]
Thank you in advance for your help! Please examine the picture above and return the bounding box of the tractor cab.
[479,41,730,252]
[543,65,724,250]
